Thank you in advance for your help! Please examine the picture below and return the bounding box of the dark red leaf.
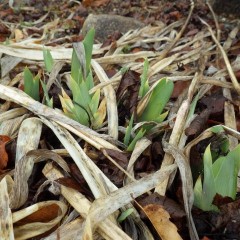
[0,135,11,170]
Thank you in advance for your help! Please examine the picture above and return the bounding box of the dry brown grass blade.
[125,137,151,184]
[0,114,29,138]
[91,59,118,140]
[15,117,42,162]
[82,164,177,239]
[154,0,194,61]
[10,149,69,209]
[43,218,85,240]
[0,177,14,240]
[0,84,119,151]
[163,141,198,240]
[155,63,203,195]
[222,25,239,149]
[0,108,28,123]
[199,18,240,95]
[43,162,132,240]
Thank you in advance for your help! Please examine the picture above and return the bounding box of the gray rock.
[82,14,145,43]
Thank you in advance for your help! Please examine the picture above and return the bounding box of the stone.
[82,14,145,42]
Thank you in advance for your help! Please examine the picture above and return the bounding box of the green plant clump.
[59,28,106,129]
[194,128,240,211]
[124,58,174,151]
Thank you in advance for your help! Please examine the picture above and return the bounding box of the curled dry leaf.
[13,200,67,240]
[142,204,183,240]
[82,0,110,7]
[0,135,11,170]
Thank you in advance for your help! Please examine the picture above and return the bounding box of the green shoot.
[117,208,134,223]
[124,76,173,151]
[138,78,174,122]
[60,28,105,129]
[40,80,53,108]
[194,143,240,211]
[23,67,40,101]
[83,28,95,77]
[127,129,146,152]
[139,58,150,98]
[124,114,134,146]
[43,48,54,73]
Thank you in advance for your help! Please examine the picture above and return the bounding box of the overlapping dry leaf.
[0,2,239,239]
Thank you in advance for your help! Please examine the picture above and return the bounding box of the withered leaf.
[142,204,183,240]
[0,135,11,170]
[200,91,226,115]
[138,193,186,219]
[185,109,210,136]
[116,70,140,118]
[15,203,60,226]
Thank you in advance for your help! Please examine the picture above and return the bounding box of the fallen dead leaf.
[82,0,110,7]
[142,204,183,240]
[15,203,61,226]
[0,135,11,170]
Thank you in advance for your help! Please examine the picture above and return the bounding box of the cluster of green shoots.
[23,28,240,213]
[193,126,240,211]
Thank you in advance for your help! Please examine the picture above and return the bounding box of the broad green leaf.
[193,176,204,209]
[43,48,54,73]
[24,67,40,101]
[83,28,95,76]
[127,129,146,152]
[124,114,134,146]
[213,144,240,199]
[138,78,173,122]
[71,48,83,85]
[69,77,91,109]
[117,208,134,223]
[194,145,217,211]
[212,155,235,199]
[139,58,150,98]
[24,67,33,96]
[202,145,217,210]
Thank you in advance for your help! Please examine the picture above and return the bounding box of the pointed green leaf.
[24,67,40,101]
[40,80,53,108]
[127,129,146,152]
[83,28,95,76]
[138,78,173,122]
[43,48,54,73]
[71,48,83,85]
[139,58,149,98]
[124,114,134,146]
[89,89,100,114]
